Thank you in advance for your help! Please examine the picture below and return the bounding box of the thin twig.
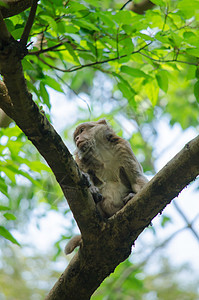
[120,0,133,11]
[139,52,199,66]
[20,0,38,47]
[162,4,169,32]
[173,201,199,243]
[37,42,152,73]
[29,42,67,55]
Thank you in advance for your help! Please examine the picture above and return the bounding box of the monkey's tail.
[64,235,82,255]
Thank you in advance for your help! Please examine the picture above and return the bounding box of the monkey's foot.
[123,192,136,205]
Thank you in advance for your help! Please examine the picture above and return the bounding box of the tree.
[0,0,199,299]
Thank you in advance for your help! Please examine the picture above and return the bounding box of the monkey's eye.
[79,127,84,134]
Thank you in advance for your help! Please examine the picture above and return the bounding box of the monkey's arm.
[82,172,103,204]
[119,145,148,200]
[121,166,148,205]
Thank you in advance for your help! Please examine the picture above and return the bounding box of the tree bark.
[1,0,31,18]
[0,7,199,300]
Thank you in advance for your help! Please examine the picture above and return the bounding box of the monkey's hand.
[123,192,136,205]
[81,172,103,203]
[81,172,92,187]
[89,185,103,203]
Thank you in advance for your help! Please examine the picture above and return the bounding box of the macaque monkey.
[65,119,148,254]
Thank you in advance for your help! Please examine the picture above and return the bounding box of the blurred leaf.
[40,82,51,109]
[156,70,169,92]
[3,212,17,220]
[42,76,64,93]
[0,177,9,198]
[0,205,10,211]
[121,66,149,78]
[150,0,166,5]
[194,80,199,103]
[161,215,172,227]
[145,80,159,105]
[0,226,20,245]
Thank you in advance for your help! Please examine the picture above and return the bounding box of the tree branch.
[32,42,152,73]
[0,36,103,240]
[0,10,11,41]
[1,12,199,300]
[45,134,199,300]
[20,0,38,48]
[140,52,199,66]
[1,0,31,18]
[0,80,13,126]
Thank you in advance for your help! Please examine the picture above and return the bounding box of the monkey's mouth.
[77,140,85,148]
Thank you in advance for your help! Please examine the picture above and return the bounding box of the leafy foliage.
[4,0,199,116]
[0,0,199,299]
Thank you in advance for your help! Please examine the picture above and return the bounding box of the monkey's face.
[73,120,108,152]
[74,124,94,151]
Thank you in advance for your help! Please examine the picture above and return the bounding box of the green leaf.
[22,58,35,71]
[0,226,20,245]
[65,25,79,34]
[99,11,116,28]
[117,82,131,99]
[0,177,8,197]
[156,70,168,92]
[183,31,196,40]
[178,0,199,18]
[74,19,99,32]
[83,0,101,7]
[121,66,148,78]
[186,48,199,57]
[40,82,51,109]
[112,11,135,25]
[4,212,17,221]
[114,73,136,105]
[145,81,159,105]
[196,68,199,79]
[150,0,166,6]
[4,19,14,32]
[40,15,57,31]
[161,215,172,227]
[1,163,42,187]
[0,205,10,211]
[119,37,134,56]
[1,165,16,183]
[65,43,80,65]
[12,27,24,39]
[194,80,199,102]
[42,76,64,93]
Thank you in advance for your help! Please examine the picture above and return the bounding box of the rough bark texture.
[0,4,199,300]
[1,0,31,18]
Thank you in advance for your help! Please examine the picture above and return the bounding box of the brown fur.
[74,119,148,217]
[65,119,148,254]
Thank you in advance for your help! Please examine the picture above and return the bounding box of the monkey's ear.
[97,119,107,125]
